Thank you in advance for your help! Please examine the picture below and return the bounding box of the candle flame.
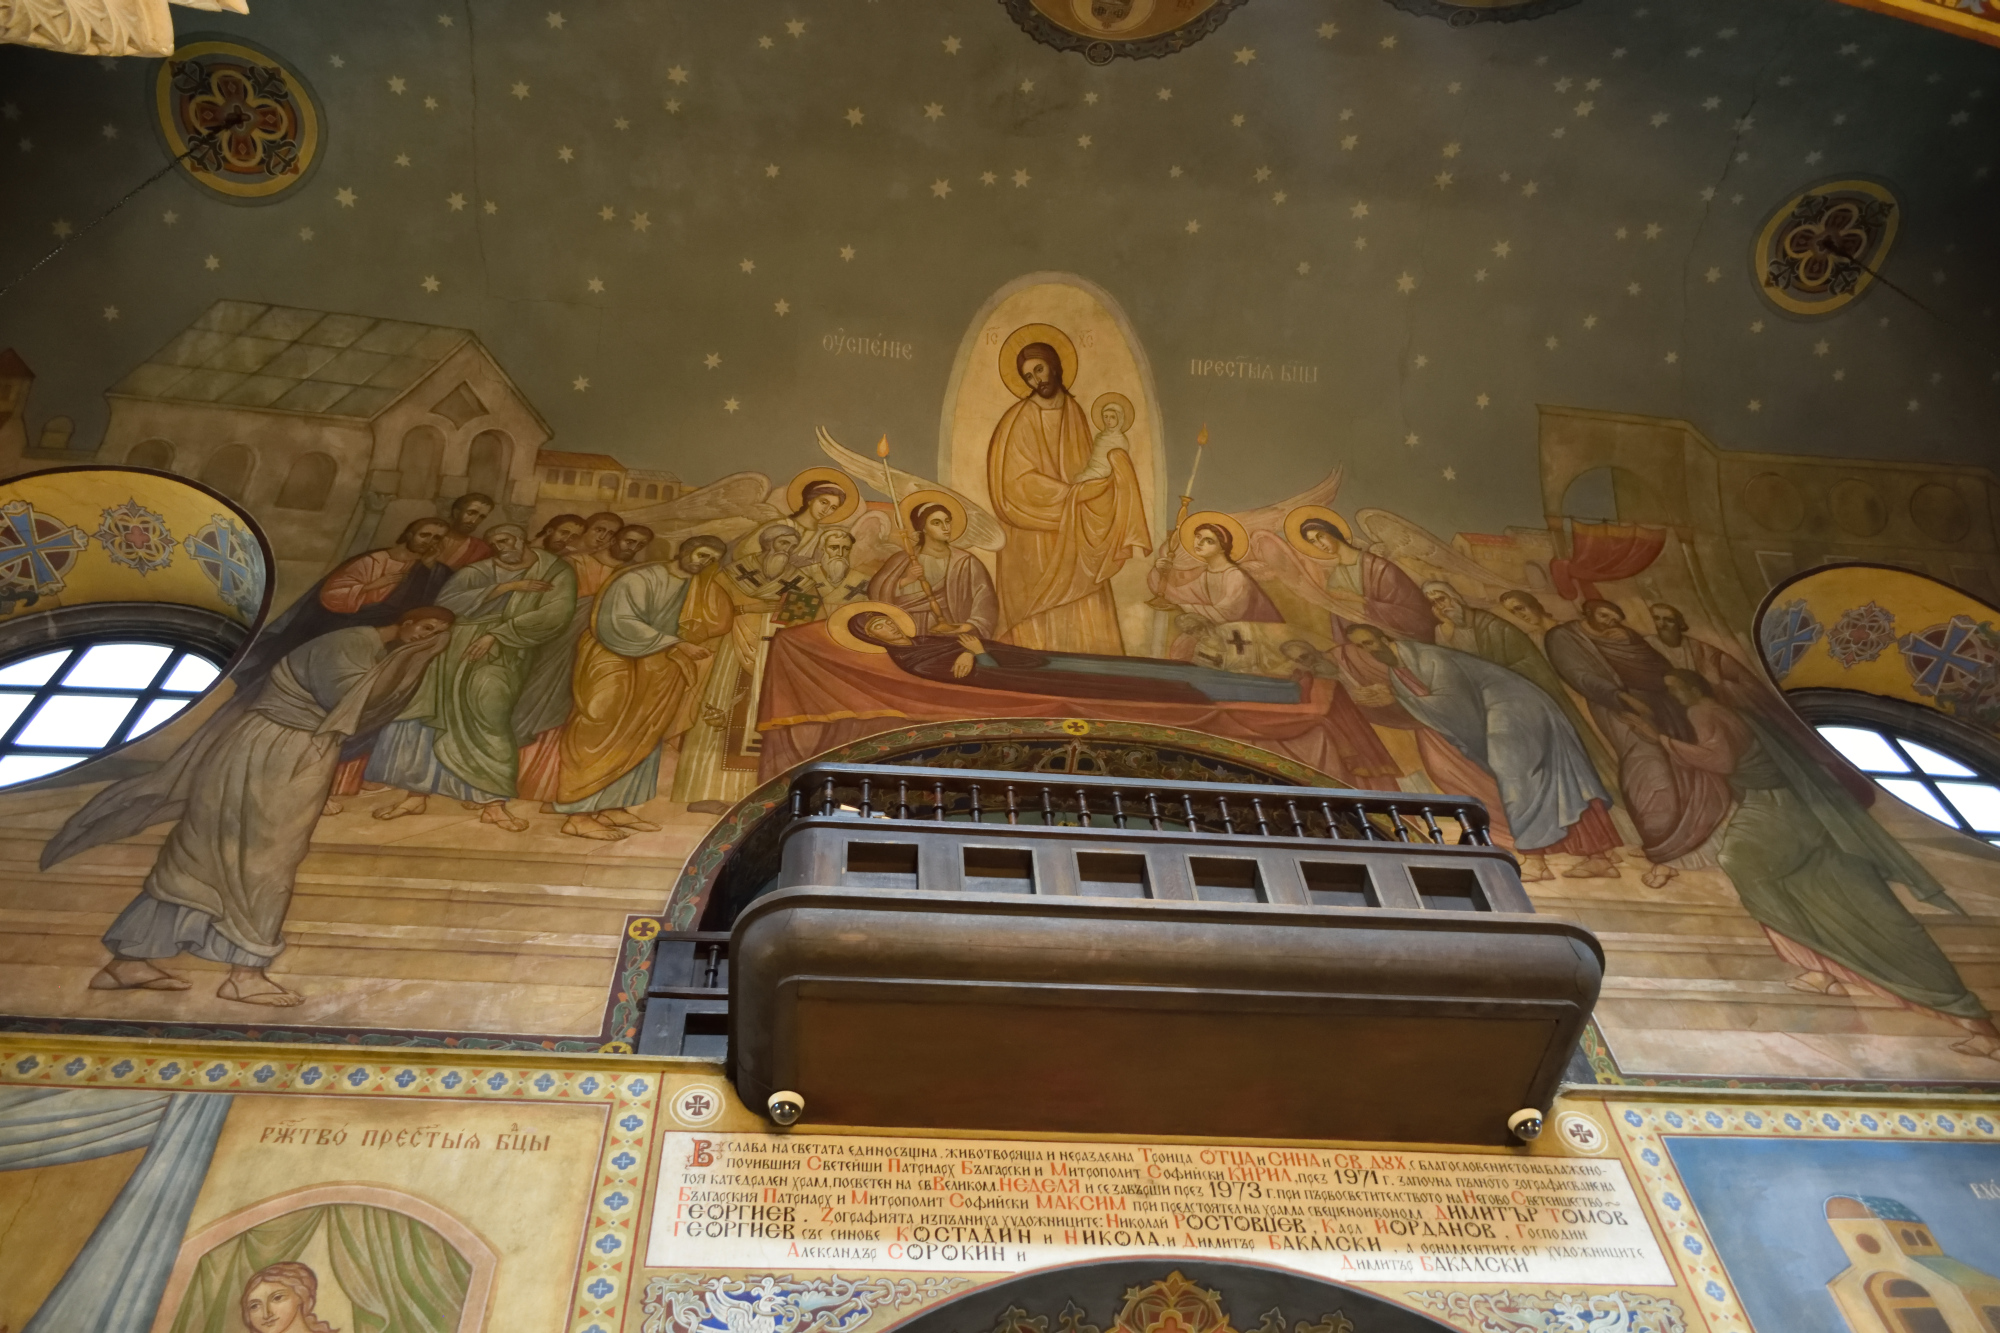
[1197,425,1209,447]
[875,434,891,458]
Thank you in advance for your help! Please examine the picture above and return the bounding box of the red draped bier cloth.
[755,622,1398,784]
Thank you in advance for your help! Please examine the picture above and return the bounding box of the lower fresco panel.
[3,1040,1997,1333]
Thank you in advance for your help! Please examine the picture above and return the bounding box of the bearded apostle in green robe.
[368,524,577,829]
[1648,670,2000,1061]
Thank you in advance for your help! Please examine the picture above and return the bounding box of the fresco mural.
[0,0,1997,1088]
[0,1044,646,1333]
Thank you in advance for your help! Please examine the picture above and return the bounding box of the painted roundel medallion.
[1754,179,1899,316]
[153,38,322,202]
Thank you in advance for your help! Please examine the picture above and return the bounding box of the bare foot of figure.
[373,792,428,820]
[1519,854,1554,882]
[1949,1036,2000,1060]
[1640,863,1677,888]
[360,781,389,792]
[598,807,662,832]
[539,801,558,813]
[217,967,303,1006]
[88,958,191,991]
[561,814,628,840]
[479,801,529,832]
[323,799,343,816]
[1786,970,1845,996]
[1564,854,1619,879]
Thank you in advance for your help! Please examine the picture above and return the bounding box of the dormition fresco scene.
[0,0,1998,1085]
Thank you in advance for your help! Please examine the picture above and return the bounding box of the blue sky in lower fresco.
[1668,1136,2000,1333]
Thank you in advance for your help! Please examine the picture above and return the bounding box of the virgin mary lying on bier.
[829,602,1300,706]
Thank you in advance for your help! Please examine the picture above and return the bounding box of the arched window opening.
[127,439,175,470]
[0,639,223,788]
[1814,722,2000,847]
[274,452,338,511]
[466,429,509,500]
[197,444,254,502]
[397,425,445,499]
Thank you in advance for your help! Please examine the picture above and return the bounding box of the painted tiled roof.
[108,300,475,419]
[1850,1196,1926,1222]
[537,450,626,471]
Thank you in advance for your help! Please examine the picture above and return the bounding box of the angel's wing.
[1229,467,1344,535]
[619,472,779,547]
[1242,528,1367,623]
[842,506,905,581]
[1354,508,1515,601]
[816,426,1006,550]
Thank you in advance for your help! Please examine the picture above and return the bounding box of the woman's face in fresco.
[1190,529,1221,559]
[808,492,842,521]
[1098,404,1125,432]
[923,510,953,545]
[244,1281,303,1333]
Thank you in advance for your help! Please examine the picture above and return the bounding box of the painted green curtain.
[169,1204,472,1333]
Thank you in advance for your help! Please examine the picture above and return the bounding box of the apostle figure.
[435,491,497,569]
[554,538,723,840]
[1149,511,1287,674]
[986,335,1150,654]
[1285,506,1437,643]
[867,491,999,638]
[1646,601,1874,803]
[513,518,643,801]
[1344,623,1622,881]
[368,524,578,829]
[1425,580,1622,805]
[44,607,457,1006]
[1647,669,1999,1060]
[835,602,1300,706]
[568,511,626,560]
[240,518,455,684]
[671,535,780,814]
[1543,598,1733,887]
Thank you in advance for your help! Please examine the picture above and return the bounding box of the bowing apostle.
[46,608,457,1006]
[554,538,723,839]
[1544,599,1732,887]
[513,519,646,801]
[1345,624,1621,881]
[368,524,577,828]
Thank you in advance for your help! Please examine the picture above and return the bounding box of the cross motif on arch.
[1899,616,2000,699]
[183,514,263,618]
[0,499,89,598]
[1759,598,1823,679]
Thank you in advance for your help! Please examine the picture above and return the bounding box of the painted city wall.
[0,0,1998,1090]
[2,1034,1998,1333]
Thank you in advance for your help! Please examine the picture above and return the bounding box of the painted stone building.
[1824,1196,2000,1333]
[95,300,550,596]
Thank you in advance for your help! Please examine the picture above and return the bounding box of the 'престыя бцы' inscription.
[646,1132,1670,1284]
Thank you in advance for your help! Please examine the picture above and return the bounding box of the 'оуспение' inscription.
[646,1132,1670,1285]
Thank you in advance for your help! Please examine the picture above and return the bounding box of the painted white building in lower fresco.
[91,300,551,600]
[1825,1196,2000,1333]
